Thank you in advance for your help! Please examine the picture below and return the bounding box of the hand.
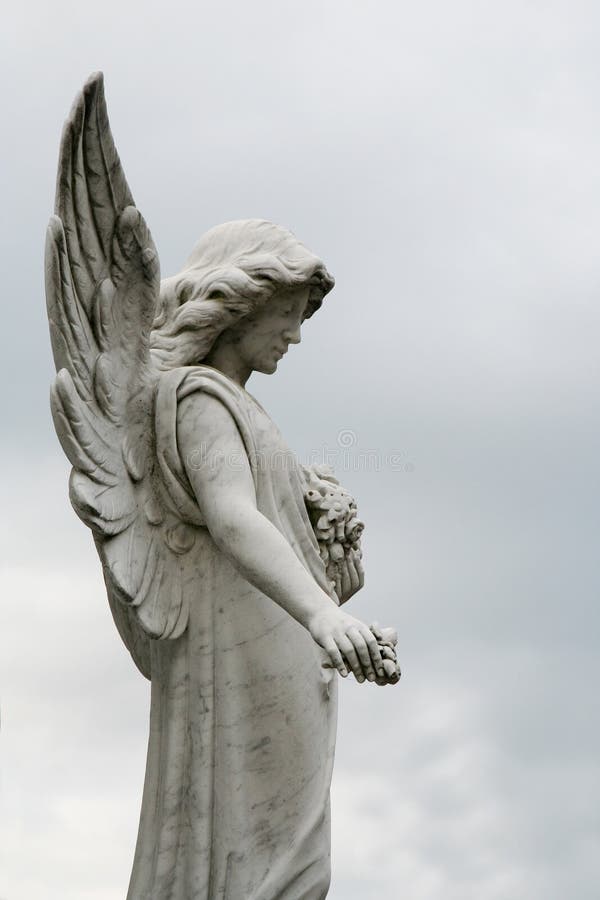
[336,547,365,605]
[308,606,385,683]
[370,622,401,686]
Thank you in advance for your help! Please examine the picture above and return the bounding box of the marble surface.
[45,72,399,899]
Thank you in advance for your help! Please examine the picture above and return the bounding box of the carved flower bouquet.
[302,464,365,605]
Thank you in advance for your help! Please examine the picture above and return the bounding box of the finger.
[337,635,364,682]
[334,571,342,601]
[360,626,384,678]
[340,561,351,599]
[324,638,348,677]
[382,658,400,683]
[347,552,363,591]
[346,628,375,681]
[370,621,383,640]
[346,554,360,592]
[356,555,365,589]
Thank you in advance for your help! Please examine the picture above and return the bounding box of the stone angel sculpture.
[45,73,400,900]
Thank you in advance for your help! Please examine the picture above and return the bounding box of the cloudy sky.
[1,1,599,897]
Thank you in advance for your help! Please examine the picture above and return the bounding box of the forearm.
[210,504,334,630]
[177,395,394,683]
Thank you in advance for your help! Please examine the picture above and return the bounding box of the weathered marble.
[45,72,399,899]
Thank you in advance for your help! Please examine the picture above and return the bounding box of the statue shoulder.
[154,365,257,513]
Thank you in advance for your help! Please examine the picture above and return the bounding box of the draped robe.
[126,366,338,900]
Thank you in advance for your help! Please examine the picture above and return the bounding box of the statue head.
[150,219,334,370]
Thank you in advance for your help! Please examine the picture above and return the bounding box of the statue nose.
[283,325,301,344]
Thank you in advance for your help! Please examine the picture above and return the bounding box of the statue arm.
[177,393,385,683]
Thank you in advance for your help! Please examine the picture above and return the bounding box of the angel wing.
[45,73,191,678]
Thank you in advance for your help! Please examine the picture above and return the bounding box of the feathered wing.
[46,73,192,678]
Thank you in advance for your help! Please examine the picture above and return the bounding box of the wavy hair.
[150,219,335,370]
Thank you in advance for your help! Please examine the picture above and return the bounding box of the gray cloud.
[1,0,599,897]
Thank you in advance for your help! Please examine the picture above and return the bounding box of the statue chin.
[254,359,279,375]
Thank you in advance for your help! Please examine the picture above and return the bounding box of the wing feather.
[69,471,137,534]
[50,372,118,484]
[88,75,134,244]
[57,113,97,308]
[46,217,97,398]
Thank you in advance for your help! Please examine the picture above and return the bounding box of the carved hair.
[150,219,334,370]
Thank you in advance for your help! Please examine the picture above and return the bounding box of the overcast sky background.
[1,1,599,898]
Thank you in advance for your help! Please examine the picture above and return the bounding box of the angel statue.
[45,72,400,900]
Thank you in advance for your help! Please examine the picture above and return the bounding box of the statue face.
[234,286,311,375]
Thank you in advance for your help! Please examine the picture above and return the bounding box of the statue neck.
[203,341,252,387]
